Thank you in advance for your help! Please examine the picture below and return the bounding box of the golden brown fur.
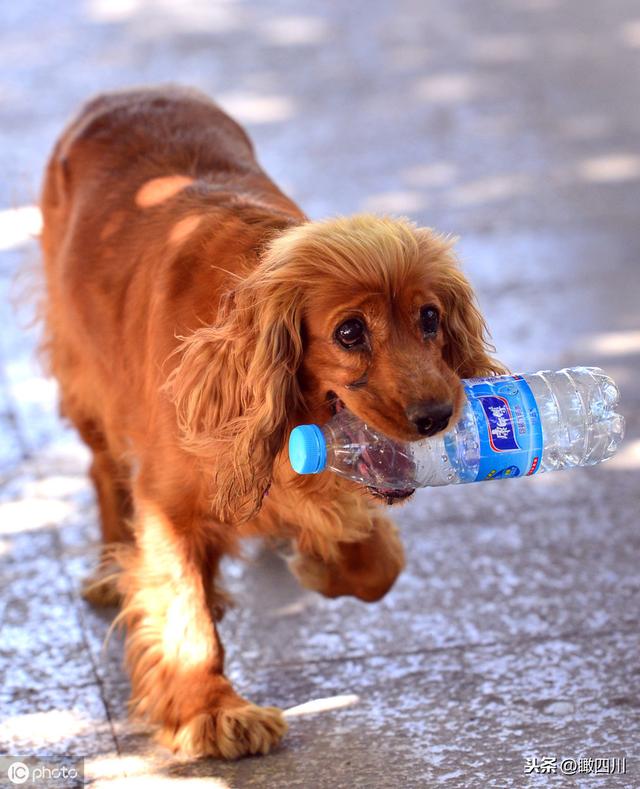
[39,85,504,758]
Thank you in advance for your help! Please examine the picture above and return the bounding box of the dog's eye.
[335,318,367,349]
[420,305,440,338]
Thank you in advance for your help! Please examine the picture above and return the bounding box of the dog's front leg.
[260,481,405,603]
[288,510,405,602]
[117,495,286,758]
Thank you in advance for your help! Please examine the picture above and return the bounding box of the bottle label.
[464,376,543,482]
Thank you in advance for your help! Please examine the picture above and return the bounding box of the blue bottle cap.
[289,424,327,474]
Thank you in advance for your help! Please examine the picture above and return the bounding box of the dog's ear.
[164,269,304,523]
[438,265,507,377]
[415,228,507,378]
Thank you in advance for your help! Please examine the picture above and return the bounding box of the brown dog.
[39,86,503,758]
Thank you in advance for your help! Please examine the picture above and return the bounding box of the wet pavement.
[1,0,640,786]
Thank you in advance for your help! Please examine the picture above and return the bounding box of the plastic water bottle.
[288,367,624,497]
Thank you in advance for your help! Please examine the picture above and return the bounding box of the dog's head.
[166,214,504,522]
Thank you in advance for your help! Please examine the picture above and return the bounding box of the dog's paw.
[289,516,405,602]
[287,551,337,596]
[81,562,122,607]
[159,703,288,759]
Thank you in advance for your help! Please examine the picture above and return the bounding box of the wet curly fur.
[39,86,504,758]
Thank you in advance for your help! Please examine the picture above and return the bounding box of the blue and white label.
[479,395,521,452]
[465,376,543,481]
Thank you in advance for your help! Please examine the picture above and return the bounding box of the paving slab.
[1,0,639,786]
[85,631,640,788]
[0,681,116,765]
[0,554,100,697]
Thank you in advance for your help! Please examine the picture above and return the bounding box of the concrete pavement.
[1,0,639,786]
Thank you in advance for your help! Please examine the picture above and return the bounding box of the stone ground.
[1,0,640,786]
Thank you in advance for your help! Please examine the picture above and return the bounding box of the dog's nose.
[406,401,454,437]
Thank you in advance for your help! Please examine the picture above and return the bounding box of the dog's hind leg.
[71,415,134,606]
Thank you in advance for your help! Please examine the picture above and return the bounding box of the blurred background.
[1,1,639,787]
